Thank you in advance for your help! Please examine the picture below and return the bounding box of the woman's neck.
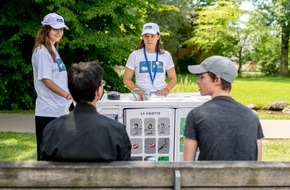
[49,39,56,46]
[145,47,156,53]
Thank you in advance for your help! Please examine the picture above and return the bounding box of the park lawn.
[231,77,290,109]
[0,76,289,161]
[173,75,290,119]
[262,140,290,161]
[0,132,289,161]
[0,132,36,161]
[1,75,290,119]
[174,75,290,108]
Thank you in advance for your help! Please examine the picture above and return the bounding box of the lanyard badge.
[143,48,159,87]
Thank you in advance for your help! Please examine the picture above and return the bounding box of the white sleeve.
[125,51,136,70]
[36,51,54,81]
[166,51,175,70]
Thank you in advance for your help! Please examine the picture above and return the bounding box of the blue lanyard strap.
[143,48,159,85]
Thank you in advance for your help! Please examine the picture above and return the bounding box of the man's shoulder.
[187,99,219,117]
[187,103,206,117]
[93,113,125,127]
[47,114,70,126]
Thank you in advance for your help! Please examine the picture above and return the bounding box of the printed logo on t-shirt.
[139,61,164,73]
[56,58,66,72]
[139,61,149,73]
[152,61,164,72]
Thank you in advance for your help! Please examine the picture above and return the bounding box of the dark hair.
[33,25,59,62]
[208,72,232,91]
[68,61,104,103]
[135,34,165,54]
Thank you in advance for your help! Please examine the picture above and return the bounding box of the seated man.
[40,61,132,161]
[183,56,264,161]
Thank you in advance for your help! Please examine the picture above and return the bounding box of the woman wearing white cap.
[32,13,71,160]
[123,22,177,96]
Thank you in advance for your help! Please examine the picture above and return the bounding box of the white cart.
[96,93,210,161]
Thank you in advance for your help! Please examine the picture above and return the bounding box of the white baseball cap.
[41,13,69,30]
[188,56,237,83]
[141,22,160,35]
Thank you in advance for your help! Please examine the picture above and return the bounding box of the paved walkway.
[0,114,289,139]
[0,114,35,133]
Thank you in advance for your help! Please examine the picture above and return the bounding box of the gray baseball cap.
[188,56,237,83]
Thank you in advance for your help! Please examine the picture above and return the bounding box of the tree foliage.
[245,6,281,76]
[253,0,290,76]
[4,0,288,110]
[0,0,178,110]
[185,0,252,76]
[145,0,194,72]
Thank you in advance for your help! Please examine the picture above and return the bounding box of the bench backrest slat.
[0,161,290,188]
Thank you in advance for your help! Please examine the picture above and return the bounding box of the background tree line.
[0,0,289,110]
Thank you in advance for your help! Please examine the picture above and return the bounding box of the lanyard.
[143,48,159,85]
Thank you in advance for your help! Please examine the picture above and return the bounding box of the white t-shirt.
[32,45,68,117]
[125,48,175,92]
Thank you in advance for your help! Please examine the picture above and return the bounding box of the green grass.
[0,75,289,161]
[232,77,290,109]
[0,132,36,161]
[2,75,290,119]
[174,75,290,108]
[262,140,290,161]
[0,132,289,161]
[255,110,290,120]
[173,75,290,119]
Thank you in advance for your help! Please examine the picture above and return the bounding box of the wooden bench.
[1,161,290,189]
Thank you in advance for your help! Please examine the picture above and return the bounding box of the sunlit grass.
[172,74,198,93]
[0,75,290,161]
[174,75,290,107]
[262,140,290,161]
[231,77,290,109]
[172,75,290,119]
[0,132,289,161]
[3,75,290,118]
[0,132,36,161]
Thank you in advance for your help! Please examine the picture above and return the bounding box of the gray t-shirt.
[184,96,264,161]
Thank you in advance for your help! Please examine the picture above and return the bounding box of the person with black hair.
[40,61,132,161]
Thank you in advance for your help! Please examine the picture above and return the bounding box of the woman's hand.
[155,88,170,96]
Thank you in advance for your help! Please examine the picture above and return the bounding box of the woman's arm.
[123,67,137,90]
[156,67,177,96]
[165,67,177,92]
[42,79,72,100]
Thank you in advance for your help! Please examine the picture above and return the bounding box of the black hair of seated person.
[68,60,104,104]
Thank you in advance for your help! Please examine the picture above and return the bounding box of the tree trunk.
[280,25,289,76]
[238,56,242,77]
